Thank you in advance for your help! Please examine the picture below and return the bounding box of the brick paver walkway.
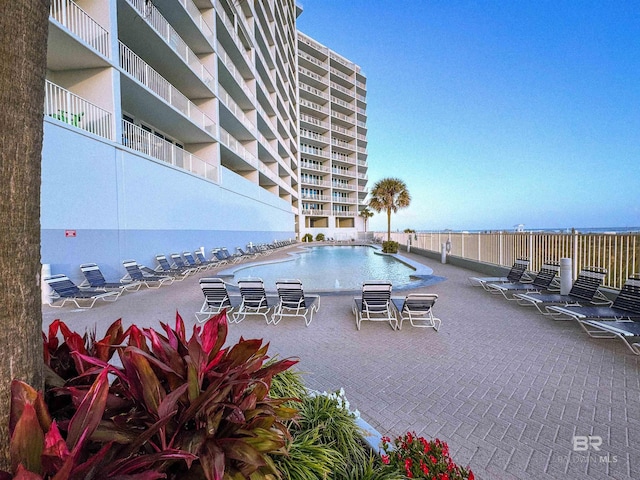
[42,246,640,479]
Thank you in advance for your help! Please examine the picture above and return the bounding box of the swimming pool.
[220,245,438,292]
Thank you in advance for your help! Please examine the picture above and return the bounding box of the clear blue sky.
[296,1,640,232]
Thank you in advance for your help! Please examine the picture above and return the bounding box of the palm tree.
[358,206,374,232]
[368,178,411,242]
[0,0,49,467]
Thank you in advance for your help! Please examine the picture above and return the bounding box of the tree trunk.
[0,0,49,469]
[386,208,391,242]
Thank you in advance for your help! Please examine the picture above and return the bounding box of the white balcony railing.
[119,43,216,136]
[302,209,331,216]
[44,80,112,140]
[125,0,214,88]
[50,0,110,58]
[122,120,218,182]
[218,86,257,134]
[178,0,214,45]
[300,161,330,173]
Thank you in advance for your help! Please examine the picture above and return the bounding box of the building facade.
[42,0,367,281]
[297,32,369,241]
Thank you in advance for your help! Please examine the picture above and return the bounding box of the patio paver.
[42,247,640,479]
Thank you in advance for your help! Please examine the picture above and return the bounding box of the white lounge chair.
[45,274,120,308]
[468,258,530,290]
[352,281,397,330]
[271,279,320,326]
[196,278,239,322]
[232,278,273,324]
[391,293,440,331]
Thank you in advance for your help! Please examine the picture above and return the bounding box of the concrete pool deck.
[42,245,640,479]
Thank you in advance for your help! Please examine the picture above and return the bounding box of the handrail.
[121,120,218,183]
[119,42,216,136]
[44,80,113,140]
[125,0,215,88]
[49,0,110,58]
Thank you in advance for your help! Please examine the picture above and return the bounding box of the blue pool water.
[222,245,436,292]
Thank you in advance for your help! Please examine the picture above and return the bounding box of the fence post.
[571,231,580,278]
[560,258,572,295]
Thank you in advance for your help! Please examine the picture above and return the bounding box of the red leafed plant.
[380,432,474,480]
[2,311,299,480]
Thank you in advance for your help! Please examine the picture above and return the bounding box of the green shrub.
[295,389,368,479]
[382,241,399,253]
[315,233,325,241]
[302,233,313,242]
[271,428,340,479]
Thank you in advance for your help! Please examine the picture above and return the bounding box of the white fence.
[384,231,640,291]
[44,80,113,140]
[50,0,110,58]
[122,120,219,183]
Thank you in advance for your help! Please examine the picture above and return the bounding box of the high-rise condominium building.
[42,0,367,280]
[297,32,368,241]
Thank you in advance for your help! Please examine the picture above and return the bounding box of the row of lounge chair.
[469,259,640,354]
[44,240,295,309]
[352,281,441,331]
[197,278,320,326]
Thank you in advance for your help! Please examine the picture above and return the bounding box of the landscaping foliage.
[3,313,298,480]
[381,432,474,480]
[3,315,477,479]
[315,233,325,241]
[382,241,399,254]
[302,233,313,242]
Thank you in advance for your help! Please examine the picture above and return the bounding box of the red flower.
[381,454,390,465]
[439,474,449,480]
[469,471,475,480]
[381,436,391,443]
[430,455,438,464]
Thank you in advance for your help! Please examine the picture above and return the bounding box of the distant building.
[42,0,368,280]
[297,32,369,241]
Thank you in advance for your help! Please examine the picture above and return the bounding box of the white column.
[560,258,572,295]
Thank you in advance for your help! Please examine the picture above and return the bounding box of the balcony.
[301,194,332,202]
[44,80,113,140]
[124,0,215,89]
[50,0,110,59]
[122,119,218,182]
[119,43,216,137]
[302,209,331,216]
[300,161,330,173]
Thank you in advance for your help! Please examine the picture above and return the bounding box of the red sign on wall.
[65,230,77,237]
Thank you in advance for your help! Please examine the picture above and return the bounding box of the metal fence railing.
[50,0,110,58]
[122,120,219,183]
[383,231,640,291]
[119,42,216,136]
[44,80,113,140]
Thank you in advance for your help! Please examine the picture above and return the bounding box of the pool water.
[225,245,425,291]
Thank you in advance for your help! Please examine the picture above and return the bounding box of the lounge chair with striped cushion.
[122,260,174,288]
[79,263,142,292]
[352,281,397,331]
[196,278,239,322]
[232,278,274,324]
[45,274,120,308]
[468,258,531,291]
[485,262,560,300]
[271,279,320,326]
[514,267,609,314]
[391,293,440,331]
